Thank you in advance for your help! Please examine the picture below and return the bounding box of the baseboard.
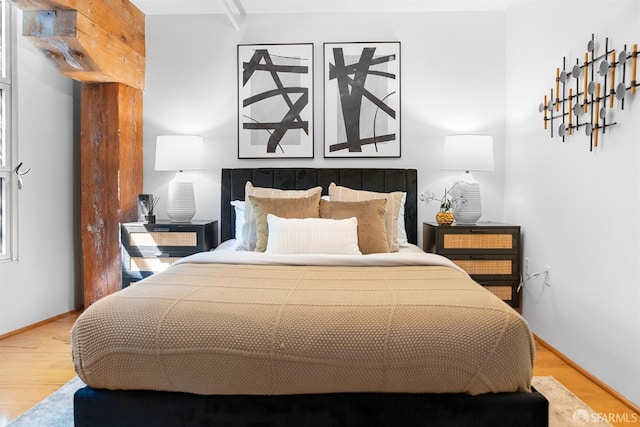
[0,309,82,340]
[534,334,640,415]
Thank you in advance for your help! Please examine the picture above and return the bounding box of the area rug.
[531,376,613,427]
[8,376,611,427]
[6,376,84,427]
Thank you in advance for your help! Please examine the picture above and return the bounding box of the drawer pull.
[469,255,488,260]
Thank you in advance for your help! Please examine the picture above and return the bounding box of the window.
[0,0,13,261]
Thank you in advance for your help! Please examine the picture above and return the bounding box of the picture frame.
[137,194,152,222]
[237,43,314,159]
[323,42,401,158]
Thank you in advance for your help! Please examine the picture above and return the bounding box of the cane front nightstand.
[121,220,217,287]
[423,222,522,310]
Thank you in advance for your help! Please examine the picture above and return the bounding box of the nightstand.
[121,220,218,287]
[423,222,522,311]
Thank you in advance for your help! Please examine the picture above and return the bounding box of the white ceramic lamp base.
[451,172,482,224]
[452,182,482,224]
[167,172,196,223]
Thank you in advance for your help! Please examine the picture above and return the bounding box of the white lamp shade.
[155,135,205,171]
[442,135,494,172]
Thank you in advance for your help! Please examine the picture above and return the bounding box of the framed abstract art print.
[323,42,401,158]
[238,43,314,159]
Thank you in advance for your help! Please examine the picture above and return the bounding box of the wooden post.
[12,0,145,306]
[80,83,143,305]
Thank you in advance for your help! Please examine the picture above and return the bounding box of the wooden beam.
[10,0,144,56]
[80,83,143,306]
[22,9,145,89]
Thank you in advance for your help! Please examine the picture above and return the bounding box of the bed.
[72,168,548,426]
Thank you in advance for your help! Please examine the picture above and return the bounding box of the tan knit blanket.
[72,252,534,396]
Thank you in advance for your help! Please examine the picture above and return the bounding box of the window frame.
[0,0,16,262]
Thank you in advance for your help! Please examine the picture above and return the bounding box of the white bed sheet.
[215,238,425,254]
[181,240,465,274]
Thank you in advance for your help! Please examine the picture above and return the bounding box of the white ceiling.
[130,0,521,15]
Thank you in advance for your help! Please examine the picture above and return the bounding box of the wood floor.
[0,313,78,427]
[533,339,639,426]
[0,312,638,426]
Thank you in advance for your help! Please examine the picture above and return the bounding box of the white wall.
[0,10,77,335]
[143,12,507,239]
[505,0,640,406]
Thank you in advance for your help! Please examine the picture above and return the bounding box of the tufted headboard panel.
[220,168,418,245]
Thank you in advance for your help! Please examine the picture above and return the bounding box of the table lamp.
[442,134,494,224]
[154,135,205,222]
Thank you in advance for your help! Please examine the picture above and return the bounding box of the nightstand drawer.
[127,231,198,247]
[124,256,182,272]
[443,232,515,250]
[424,223,520,255]
[449,254,519,280]
[475,280,520,308]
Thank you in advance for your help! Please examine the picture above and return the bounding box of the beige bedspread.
[72,251,534,396]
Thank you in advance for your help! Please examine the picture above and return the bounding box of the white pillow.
[397,193,409,247]
[230,200,245,242]
[265,214,361,255]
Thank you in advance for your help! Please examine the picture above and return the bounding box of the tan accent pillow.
[248,194,321,252]
[328,183,404,252]
[240,182,322,250]
[320,198,388,254]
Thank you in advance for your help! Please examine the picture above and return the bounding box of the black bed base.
[74,386,548,427]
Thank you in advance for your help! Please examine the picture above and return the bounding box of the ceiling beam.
[221,0,243,31]
[12,0,145,89]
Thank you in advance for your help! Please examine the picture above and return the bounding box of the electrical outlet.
[524,258,530,276]
[544,265,552,286]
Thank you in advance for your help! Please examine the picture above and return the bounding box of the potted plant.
[422,183,465,226]
[434,188,454,226]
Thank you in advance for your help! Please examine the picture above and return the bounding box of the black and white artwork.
[324,42,401,158]
[238,43,314,159]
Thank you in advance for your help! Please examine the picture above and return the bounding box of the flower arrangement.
[422,182,466,212]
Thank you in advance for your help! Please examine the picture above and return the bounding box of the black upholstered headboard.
[221,168,418,245]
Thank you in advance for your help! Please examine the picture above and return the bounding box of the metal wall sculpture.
[539,34,638,151]
[238,43,314,159]
[324,42,401,158]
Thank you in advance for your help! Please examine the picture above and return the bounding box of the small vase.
[435,211,454,226]
[144,214,156,224]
